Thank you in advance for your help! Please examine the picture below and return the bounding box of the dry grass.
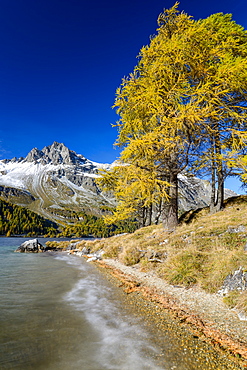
[104,196,247,291]
[223,291,241,308]
[119,245,141,265]
[45,240,70,249]
[223,290,247,314]
[54,196,247,310]
[236,291,247,313]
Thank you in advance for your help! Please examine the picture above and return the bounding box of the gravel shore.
[96,258,247,369]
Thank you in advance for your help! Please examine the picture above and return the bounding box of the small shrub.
[236,291,247,314]
[139,258,150,271]
[45,241,69,250]
[223,291,240,308]
[104,243,122,258]
[159,249,206,286]
[119,246,141,266]
[223,290,247,314]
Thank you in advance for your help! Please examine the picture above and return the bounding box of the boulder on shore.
[15,239,44,253]
[218,266,247,296]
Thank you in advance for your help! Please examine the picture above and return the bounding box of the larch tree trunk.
[210,134,224,214]
[210,151,216,213]
[163,172,178,231]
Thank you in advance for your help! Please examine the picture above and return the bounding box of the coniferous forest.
[0,199,58,237]
[0,198,137,238]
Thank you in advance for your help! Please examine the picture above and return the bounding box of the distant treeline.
[0,199,58,237]
[60,212,137,238]
[0,199,137,238]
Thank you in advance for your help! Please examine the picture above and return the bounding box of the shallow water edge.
[1,237,246,370]
[94,260,247,370]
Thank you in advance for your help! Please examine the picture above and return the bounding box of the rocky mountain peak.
[42,142,72,165]
[24,142,87,165]
[25,148,44,162]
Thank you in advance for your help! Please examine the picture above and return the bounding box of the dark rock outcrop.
[25,148,44,163]
[227,225,246,234]
[15,239,44,253]
[0,185,35,205]
[218,267,247,296]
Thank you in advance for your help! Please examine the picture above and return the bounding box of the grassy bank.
[49,195,247,313]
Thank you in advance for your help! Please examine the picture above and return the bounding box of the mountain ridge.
[0,142,237,224]
[0,142,116,223]
[24,141,88,165]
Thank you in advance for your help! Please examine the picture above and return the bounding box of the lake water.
[0,238,240,370]
[0,238,169,370]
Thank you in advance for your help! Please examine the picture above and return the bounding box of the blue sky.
[0,0,246,193]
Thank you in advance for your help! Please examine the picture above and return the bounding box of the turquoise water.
[0,238,166,370]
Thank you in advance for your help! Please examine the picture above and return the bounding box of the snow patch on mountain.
[0,142,116,221]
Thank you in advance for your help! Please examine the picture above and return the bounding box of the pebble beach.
[95,258,247,370]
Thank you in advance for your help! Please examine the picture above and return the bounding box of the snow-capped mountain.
[0,141,237,224]
[177,174,236,212]
[0,142,116,223]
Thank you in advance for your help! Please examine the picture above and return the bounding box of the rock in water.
[15,239,44,253]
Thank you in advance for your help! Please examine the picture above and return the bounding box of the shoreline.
[94,258,247,369]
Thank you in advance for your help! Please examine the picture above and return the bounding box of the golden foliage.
[100,3,247,226]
